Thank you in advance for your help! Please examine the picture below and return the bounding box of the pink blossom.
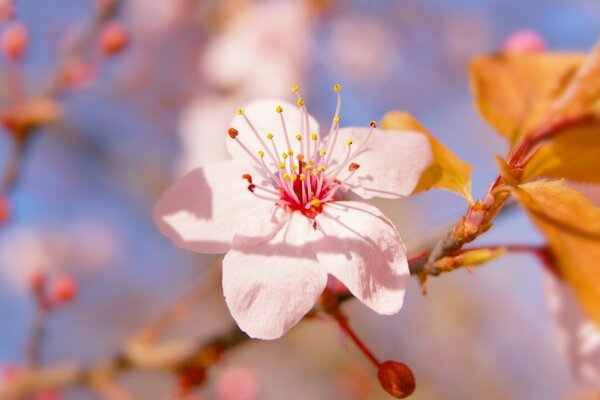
[545,273,600,388]
[502,29,546,54]
[215,364,260,400]
[154,88,432,339]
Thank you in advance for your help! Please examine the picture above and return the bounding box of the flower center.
[228,84,376,219]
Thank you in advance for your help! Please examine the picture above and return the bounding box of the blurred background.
[0,0,599,398]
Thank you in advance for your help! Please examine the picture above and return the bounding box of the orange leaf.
[523,119,600,183]
[514,180,600,326]
[469,53,584,147]
[381,111,473,203]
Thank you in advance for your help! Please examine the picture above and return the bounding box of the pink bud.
[99,22,129,55]
[503,30,546,54]
[1,22,28,60]
[216,365,260,400]
[50,275,78,304]
[464,209,485,231]
[377,361,416,399]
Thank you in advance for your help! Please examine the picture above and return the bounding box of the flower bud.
[503,30,545,54]
[0,195,10,224]
[99,22,129,55]
[51,275,78,303]
[1,22,28,60]
[377,361,415,399]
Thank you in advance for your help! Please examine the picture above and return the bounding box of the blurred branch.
[0,0,122,194]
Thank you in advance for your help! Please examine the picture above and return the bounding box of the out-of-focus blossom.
[0,219,120,292]
[545,273,600,388]
[442,11,492,63]
[154,93,432,339]
[503,29,546,54]
[1,22,28,61]
[216,364,261,400]
[125,0,183,36]
[202,0,315,97]
[324,15,393,83]
[177,95,237,174]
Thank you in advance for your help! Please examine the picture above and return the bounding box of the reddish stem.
[332,312,381,368]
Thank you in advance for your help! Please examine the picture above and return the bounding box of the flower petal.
[153,160,280,254]
[314,201,409,314]
[329,128,432,199]
[545,272,600,387]
[226,99,320,163]
[222,212,327,340]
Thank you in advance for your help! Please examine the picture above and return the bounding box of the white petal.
[545,272,600,387]
[314,201,409,314]
[223,212,327,340]
[153,160,280,254]
[328,128,432,199]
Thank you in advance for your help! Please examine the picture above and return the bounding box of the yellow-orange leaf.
[381,111,473,203]
[514,180,600,327]
[523,120,600,183]
[469,53,584,147]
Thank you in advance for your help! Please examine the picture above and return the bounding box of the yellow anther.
[333,115,341,122]
[305,165,313,171]
[333,83,341,93]
[297,98,305,107]
[282,152,288,160]
[237,108,245,115]
[292,165,298,171]
[276,105,283,113]
[346,138,353,145]
[299,174,306,181]
[258,150,265,157]
[310,159,316,165]
[266,133,273,140]
[295,134,302,141]
[319,149,327,156]
[311,133,318,140]
[291,174,297,181]
[312,169,320,176]
[283,173,291,180]
[311,198,321,207]
[291,85,299,93]
[318,165,326,172]
[278,162,286,170]
[288,149,294,155]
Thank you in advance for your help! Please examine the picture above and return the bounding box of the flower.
[154,86,432,339]
[544,272,600,388]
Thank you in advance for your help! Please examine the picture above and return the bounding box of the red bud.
[99,22,129,55]
[377,361,416,399]
[1,22,28,60]
[0,195,10,224]
[51,275,78,304]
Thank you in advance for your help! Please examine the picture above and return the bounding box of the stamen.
[242,174,252,184]
[242,114,278,165]
[228,127,239,139]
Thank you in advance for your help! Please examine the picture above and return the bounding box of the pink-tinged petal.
[153,160,279,254]
[330,128,432,199]
[222,212,327,340]
[544,272,600,387]
[226,99,320,162]
[314,201,409,314]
